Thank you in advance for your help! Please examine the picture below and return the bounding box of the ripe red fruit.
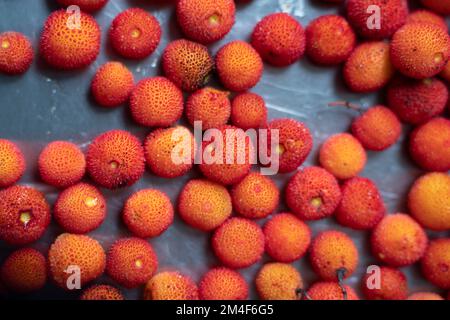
[123,189,174,238]
[231,92,267,130]
[0,185,50,246]
[351,105,401,151]
[56,0,108,12]
[130,77,184,127]
[421,0,450,15]
[0,31,33,75]
[343,42,394,92]
[106,238,158,288]
[421,238,450,289]
[371,213,428,267]
[336,177,386,230]
[266,118,313,173]
[80,285,124,300]
[319,133,367,180]
[186,87,231,130]
[285,166,341,220]
[251,13,305,67]
[215,41,263,92]
[144,126,195,178]
[0,139,25,188]
[38,141,86,188]
[407,10,448,32]
[199,125,253,185]
[144,271,199,300]
[309,230,358,281]
[91,62,134,108]
[231,172,279,219]
[162,39,214,92]
[409,117,450,172]
[387,77,448,125]
[263,212,311,263]
[109,8,161,59]
[54,183,106,234]
[212,217,264,269]
[39,10,100,69]
[346,0,408,39]
[176,0,235,44]
[305,15,356,65]
[362,266,408,300]
[1,248,47,293]
[86,130,145,189]
[307,282,359,300]
[199,268,248,300]
[390,23,450,79]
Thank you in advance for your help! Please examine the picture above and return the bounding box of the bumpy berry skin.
[251,13,305,67]
[362,266,408,300]
[421,0,450,15]
[144,126,195,178]
[263,213,311,263]
[409,118,450,172]
[390,23,450,79]
[216,41,263,92]
[91,62,134,108]
[48,233,106,289]
[408,292,444,300]
[256,263,303,300]
[109,8,161,59]
[231,172,279,219]
[266,118,313,173]
[199,268,248,300]
[408,172,450,231]
[336,177,386,230]
[0,139,25,188]
[309,230,358,281]
[407,10,448,32]
[80,285,124,300]
[162,39,214,92]
[319,133,367,180]
[144,271,199,300]
[346,0,408,39]
[54,183,106,234]
[176,0,235,44]
[0,31,33,75]
[130,77,184,128]
[344,42,394,92]
[285,166,341,221]
[57,0,108,12]
[199,125,253,185]
[186,87,231,130]
[123,189,174,238]
[38,141,86,188]
[86,130,145,189]
[371,214,428,267]
[0,185,50,246]
[422,239,450,289]
[178,179,232,232]
[231,93,267,130]
[106,238,158,289]
[351,106,401,151]
[387,77,448,125]
[212,217,264,269]
[39,10,100,70]
[305,15,356,65]
[307,282,359,300]
[0,248,47,293]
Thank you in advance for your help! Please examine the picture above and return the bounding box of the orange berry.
[199,268,248,300]
[421,239,450,289]
[54,183,106,234]
[144,271,199,300]
[307,282,359,300]
[231,92,267,130]
[408,292,444,300]
[256,263,302,300]
[263,213,311,263]
[407,10,448,32]
[0,139,25,188]
[80,284,124,300]
[0,31,33,75]
[123,189,174,238]
[38,141,86,188]
[362,266,408,300]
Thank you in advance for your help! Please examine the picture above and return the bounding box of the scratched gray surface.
[0,0,449,300]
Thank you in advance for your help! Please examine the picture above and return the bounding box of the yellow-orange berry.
[307,282,359,300]
[0,139,25,188]
[0,31,33,75]
[80,284,124,300]
[144,271,199,300]
[421,238,450,289]
[256,263,302,300]
[199,268,248,300]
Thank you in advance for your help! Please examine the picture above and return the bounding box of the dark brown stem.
[295,288,312,300]
[328,101,363,114]
[336,268,348,300]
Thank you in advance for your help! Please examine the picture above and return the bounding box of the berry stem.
[328,101,363,114]
[336,267,348,300]
[295,288,312,300]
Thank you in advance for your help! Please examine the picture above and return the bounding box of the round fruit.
[407,10,448,32]
[231,92,267,130]
[80,284,124,300]
[144,271,199,300]
[307,282,359,300]
[0,139,25,188]
[408,292,444,300]
[199,268,248,300]
[421,0,450,15]
[421,238,450,289]
[0,31,33,75]
[256,263,303,300]
[362,266,408,300]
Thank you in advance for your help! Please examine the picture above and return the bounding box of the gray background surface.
[0,0,449,300]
